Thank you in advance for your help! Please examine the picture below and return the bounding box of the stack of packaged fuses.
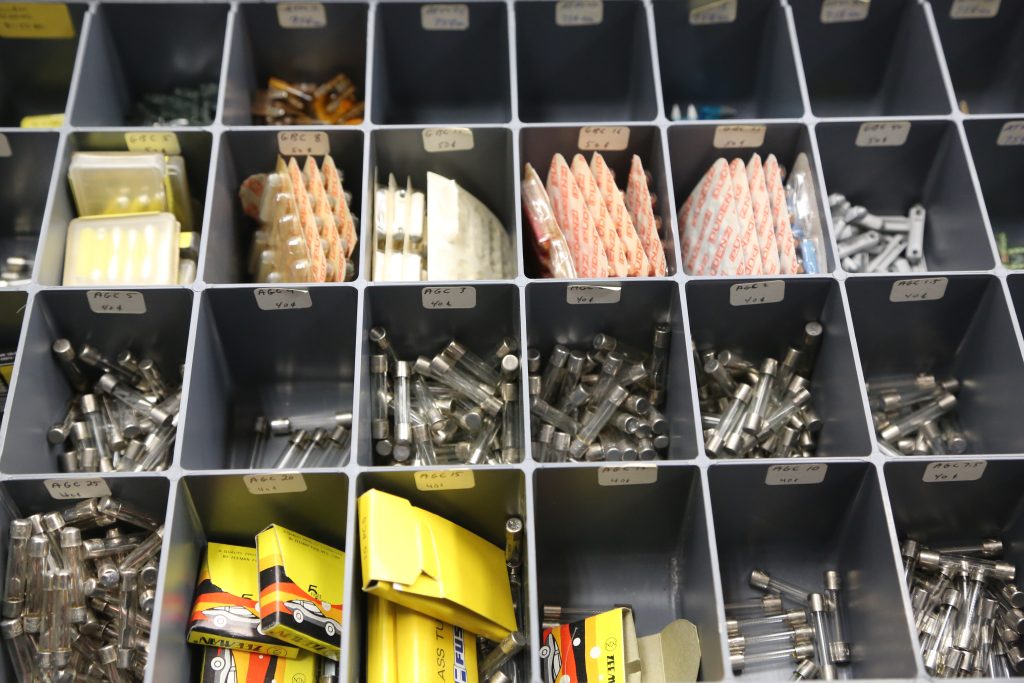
[239,154,359,283]
[186,525,344,682]
[65,152,197,286]
[522,153,668,279]
[678,154,826,275]
[359,489,527,683]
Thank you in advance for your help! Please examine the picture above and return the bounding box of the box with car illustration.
[199,646,319,683]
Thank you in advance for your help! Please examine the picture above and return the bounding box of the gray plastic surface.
[0,1,1021,682]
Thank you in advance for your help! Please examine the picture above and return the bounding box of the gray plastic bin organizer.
[0,1,1023,682]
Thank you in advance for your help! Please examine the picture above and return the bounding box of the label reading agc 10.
[766,463,827,485]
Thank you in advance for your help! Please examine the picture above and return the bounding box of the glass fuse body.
[501,385,522,464]
[706,385,753,456]
[52,570,72,667]
[315,426,351,467]
[879,394,957,442]
[135,425,176,471]
[60,528,88,623]
[539,346,569,403]
[98,498,160,531]
[649,324,671,405]
[466,417,501,465]
[570,386,629,458]
[725,595,784,618]
[735,609,807,632]
[370,355,390,440]
[430,356,502,415]
[732,625,813,651]
[530,397,578,436]
[750,569,812,606]
[2,519,31,618]
[1,617,36,681]
[117,569,139,669]
[80,394,113,470]
[23,535,48,633]
[589,352,624,406]
[923,589,961,674]
[97,374,171,426]
[757,389,811,442]
[730,642,814,674]
[823,570,850,664]
[411,424,437,466]
[445,341,501,388]
[119,527,163,573]
[743,359,778,435]
[394,361,412,445]
[808,593,836,680]
[412,375,446,431]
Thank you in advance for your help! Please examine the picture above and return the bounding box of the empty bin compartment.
[0,131,60,281]
[964,119,1024,267]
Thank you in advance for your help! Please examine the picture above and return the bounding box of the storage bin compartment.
[179,286,357,471]
[515,0,657,123]
[152,473,350,681]
[686,278,871,458]
[36,130,213,287]
[845,274,1024,455]
[653,0,803,121]
[350,468,530,683]
[964,119,1024,265]
[70,3,227,127]
[534,464,723,679]
[358,283,522,466]
[222,2,369,126]
[788,0,950,117]
[930,0,1024,115]
[668,122,834,274]
[816,120,994,273]
[204,129,365,284]
[371,2,511,124]
[0,288,193,475]
[0,290,28,427]
[708,461,919,679]
[0,131,60,280]
[0,3,87,126]
[524,279,696,460]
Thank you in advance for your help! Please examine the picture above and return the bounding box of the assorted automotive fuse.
[251,73,363,125]
[522,152,667,278]
[0,496,164,681]
[867,373,967,456]
[239,154,359,283]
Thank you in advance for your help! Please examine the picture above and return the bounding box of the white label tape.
[567,284,621,305]
[821,0,870,23]
[415,469,476,491]
[244,473,308,495]
[598,465,658,486]
[422,127,474,153]
[45,478,112,500]
[923,460,986,482]
[889,277,947,303]
[997,121,1024,146]
[578,126,630,151]
[422,286,476,309]
[421,4,469,30]
[689,0,737,25]
[0,133,10,158]
[730,280,785,306]
[950,0,1000,19]
[124,132,181,155]
[855,121,911,147]
[766,463,827,485]
[254,288,313,311]
[277,131,330,156]
[276,3,327,28]
[556,0,603,26]
[87,290,146,315]
[713,125,766,149]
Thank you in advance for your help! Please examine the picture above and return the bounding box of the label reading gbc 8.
[555,0,603,26]
[766,463,827,485]
[276,3,327,28]
[598,465,658,487]
[415,469,475,491]
[855,121,911,147]
[244,473,308,495]
[278,131,329,156]
[730,280,785,306]
[578,126,629,151]
[997,121,1024,147]
[950,0,1000,19]
[422,286,476,309]
[421,4,469,30]
[254,288,313,311]
[923,460,986,483]
[567,285,621,305]
[713,125,766,149]
[820,0,870,23]
[88,290,146,314]
[689,0,737,25]
[889,277,947,303]
[423,128,474,153]
[44,478,112,500]
[125,132,181,156]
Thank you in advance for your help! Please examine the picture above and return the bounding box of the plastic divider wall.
[0,1,1022,682]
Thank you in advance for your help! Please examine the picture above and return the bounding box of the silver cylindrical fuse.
[466,416,501,465]
[743,359,778,435]
[548,431,571,463]
[118,527,163,573]
[97,374,172,426]
[725,595,785,618]
[273,430,310,469]
[731,625,814,652]
[1,519,31,618]
[808,592,836,680]
[411,424,437,467]
[923,588,961,674]
[823,570,850,664]
[393,361,412,445]
[757,389,812,442]
[411,374,446,432]
[648,323,671,406]
[954,567,987,651]
[97,497,160,531]
[730,642,814,674]
[539,346,570,404]
[445,340,501,388]
[707,384,753,456]
[294,428,328,468]
[52,339,89,392]
[1,617,36,681]
[791,659,818,681]
[430,355,502,415]
[370,355,390,440]
[60,527,87,623]
[137,358,169,398]
[750,569,811,606]
[368,327,400,365]
[530,397,578,436]
[316,425,351,467]
[479,631,527,680]
[879,394,957,442]
[569,385,629,458]
[117,568,139,668]
[501,383,523,464]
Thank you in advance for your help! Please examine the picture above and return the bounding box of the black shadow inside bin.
[930,0,1024,115]
[222,3,368,126]
[371,3,511,124]
[708,462,919,678]
[686,278,871,458]
[351,469,528,683]
[668,123,834,274]
[205,129,365,284]
[653,0,803,120]
[367,127,517,278]
[964,119,1024,256]
[0,291,29,426]
[358,283,522,466]
[180,287,357,471]
[0,132,60,275]
[36,130,213,286]
[534,465,723,680]
[525,280,696,460]
[816,120,993,272]
[0,288,193,475]
[846,275,1024,455]
[515,0,657,123]
[789,0,950,117]
[70,3,228,127]
[0,3,86,126]
[154,474,349,680]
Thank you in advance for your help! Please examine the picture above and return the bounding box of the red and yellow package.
[199,647,318,683]
[546,154,610,278]
[286,157,327,282]
[764,154,801,275]
[571,155,629,278]
[624,155,667,277]
[539,608,639,683]
[680,161,718,274]
[729,159,763,275]
[322,154,358,258]
[590,153,649,277]
[746,154,782,275]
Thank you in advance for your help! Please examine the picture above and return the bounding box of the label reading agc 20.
[244,473,308,495]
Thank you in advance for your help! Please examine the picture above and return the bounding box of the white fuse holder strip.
[124,132,181,155]
[0,133,10,158]
[997,121,1024,147]
[820,0,870,23]
[88,291,146,314]
[276,3,327,28]
[415,469,476,491]
[730,280,784,306]
[567,284,621,305]
[44,478,112,500]
[244,473,308,495]
[278,131,330,156]
[423,128,474,153]
[556,0,603,26]
[422,286,476,309]
[421,4,469,30]
[923,461,987,482]
[950,0,1001,19]
[713,125,766,149]
[578,126,629,151]
[254,288,313,311]
[689,0,737,25]
[598,464,658,486]
[766,463,827,485]
[856,121,911,147]
[890,277,947,303]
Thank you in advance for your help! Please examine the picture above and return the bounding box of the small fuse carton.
[199,646,319,683]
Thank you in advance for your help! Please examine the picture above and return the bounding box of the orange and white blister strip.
[729,159,762,276]
[571,155,629,278]
[287,157,327,282]
[745,154,782,275]
[697,159,745,276]
[680,162,717,274]
[304,157,346,282]
[764,154,801,275]
[322,155,358,258]
[590,153,649,277]
[624,156,667,276]
[546,154,609,278]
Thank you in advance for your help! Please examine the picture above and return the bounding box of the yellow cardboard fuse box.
[187,543,298,658]
[199,646,319,683]
[256,524,345,661]
[357,489,518,643]
[367,595,479,683]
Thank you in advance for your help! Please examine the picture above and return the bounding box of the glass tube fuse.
[569,385,629,459]
[823,570,850,664]
[430,355,502,415]
[411,424,437,467]
[394,361,412,445]
[750,569,812,606]
[500,383,522,464]
[2,519,31,618]
[444,340,501,388]
[370,354,390,440]
[97,374,172,426]
[60,528,87,624]
[808,593,836,680]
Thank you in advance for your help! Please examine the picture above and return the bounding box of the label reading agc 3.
[421,4,469,30]
[555,0,603,26]
[567,285,621,305]
[578,126,629,152]
[125,132,181,156]
[730,280,785,306]
[276,3,327,28]
[923,460,986,483]
[598,465,658,487]
[0,133,10,158]
[415,469,476,491]
[244,473,308,495]
[889,277,947,303]
[766,463,827,486]
[254,288,313,311]
[713,125,766,149]
[423,128,474,153]
[820,0,870,23]
[997,121,1024,147]
[88,291,146,315]
[44,478,112,500]
[0,3,75,38]
[422,286,476,309]
[855,121,911,147]
[278,131,329,156]
[950,0,1000,19]
[689,0,737,25]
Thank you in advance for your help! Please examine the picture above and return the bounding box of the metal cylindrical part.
[809,593,836,680]
[479,631,527,680]
[823,570,850,664]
